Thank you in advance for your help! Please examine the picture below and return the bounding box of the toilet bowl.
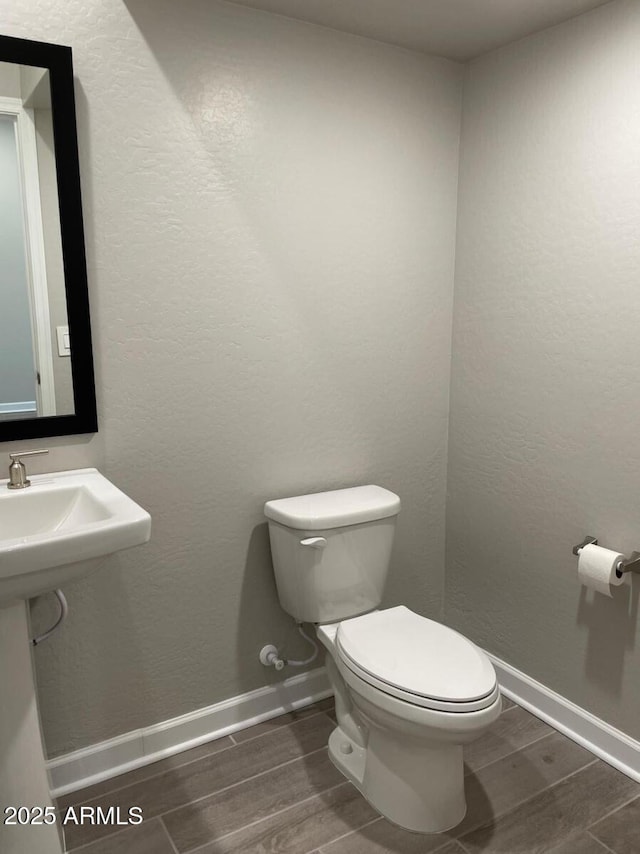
[264,485,501,833]
[317,607,501,832]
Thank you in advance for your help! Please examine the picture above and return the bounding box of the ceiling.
[223,0,612,61]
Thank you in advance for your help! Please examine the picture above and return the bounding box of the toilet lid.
[336,606,497,711]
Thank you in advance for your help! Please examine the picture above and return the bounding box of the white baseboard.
[0,400,36,414]
[487,653,640,783]
[48,654,640,798]
[47,666,332,797]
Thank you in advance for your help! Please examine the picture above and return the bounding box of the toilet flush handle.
[300,537,327,549]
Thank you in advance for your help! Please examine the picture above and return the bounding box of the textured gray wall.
[447,0,640,739]
[1,0,463,756]
[0,60,20,97]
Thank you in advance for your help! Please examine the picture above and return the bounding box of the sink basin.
[0,467,151,602]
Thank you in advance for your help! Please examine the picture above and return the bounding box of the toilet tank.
[264,485,400,624]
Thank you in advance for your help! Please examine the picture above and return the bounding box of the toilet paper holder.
[572,536,640,577]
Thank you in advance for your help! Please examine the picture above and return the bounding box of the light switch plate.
[56,325,70,357]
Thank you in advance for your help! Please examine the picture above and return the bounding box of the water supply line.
[259,623,319,671]
[285,623,319,667]
[31,589,68,646]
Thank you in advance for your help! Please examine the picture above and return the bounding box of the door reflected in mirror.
[0,60,73,422]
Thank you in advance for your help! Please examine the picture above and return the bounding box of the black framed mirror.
[0,34,96,442]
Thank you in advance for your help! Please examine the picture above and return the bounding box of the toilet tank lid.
[264,485,400,530]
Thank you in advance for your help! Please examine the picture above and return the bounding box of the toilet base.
[328,726,366,787]
[328,722,467,834]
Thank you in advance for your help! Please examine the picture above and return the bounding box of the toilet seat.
[336,606,499,713]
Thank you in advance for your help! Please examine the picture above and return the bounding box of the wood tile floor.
[57,696,640,854]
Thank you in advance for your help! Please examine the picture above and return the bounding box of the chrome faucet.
[7,449,49,489]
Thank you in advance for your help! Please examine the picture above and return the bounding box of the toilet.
[264,484,502,834]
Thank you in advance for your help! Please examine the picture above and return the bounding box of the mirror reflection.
[0,60,72,422]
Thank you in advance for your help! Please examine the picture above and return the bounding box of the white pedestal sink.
[0,469,151,854]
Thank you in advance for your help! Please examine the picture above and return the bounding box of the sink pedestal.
[0,600,63,854]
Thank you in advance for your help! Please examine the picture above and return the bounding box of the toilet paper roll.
[578,544,626,597]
